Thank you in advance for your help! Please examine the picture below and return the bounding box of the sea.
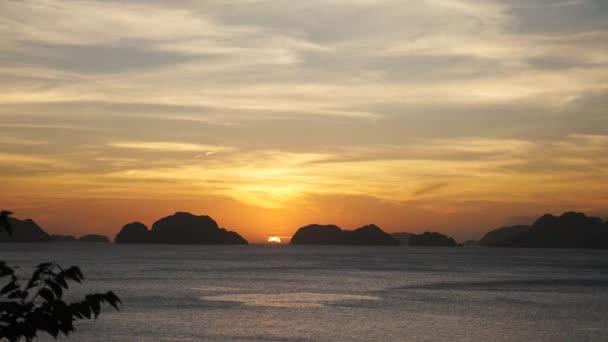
[1,244,608,341]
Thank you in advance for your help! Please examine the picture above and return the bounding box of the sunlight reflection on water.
[1,244,608,341]
[201,292,381,308]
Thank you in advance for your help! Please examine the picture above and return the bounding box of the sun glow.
[267,236,281,243]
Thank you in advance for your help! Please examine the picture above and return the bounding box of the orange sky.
[1,0,607,243]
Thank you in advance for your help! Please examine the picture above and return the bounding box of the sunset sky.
[1,0,607,243]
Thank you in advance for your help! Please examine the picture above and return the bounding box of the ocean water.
[1,244,608,341]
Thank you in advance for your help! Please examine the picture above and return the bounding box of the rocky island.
[391,232,413,245]
[290,224,399,245]
[479,225,531,246]
[408,232,459,247]
[487,212,608,249]
[115,212,248,244]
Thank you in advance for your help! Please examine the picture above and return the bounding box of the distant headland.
[0,217,51,242]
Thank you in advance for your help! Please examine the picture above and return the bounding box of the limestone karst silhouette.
[0,215,50,242]
[290,224,399,245]
[408,232,459,247]
[479,225,531,246]
[484,212,608,249]
[115,212,248,244]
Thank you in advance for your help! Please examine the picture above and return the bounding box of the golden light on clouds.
[1,0,607,242]
[108,141,234,153]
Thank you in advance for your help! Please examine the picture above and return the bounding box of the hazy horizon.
[1,0,607,243]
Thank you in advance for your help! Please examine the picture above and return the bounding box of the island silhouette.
[78,234,110,243]
[2,210,608,249]
[49,234,110,242]
[0,217,51,242]
[391,231,460,247]
[391,232,413,245]
[408,232,459,247]
[115,212,248,244]
[481,212,608,249]
[479,225,531,246]
[290,224,399,245]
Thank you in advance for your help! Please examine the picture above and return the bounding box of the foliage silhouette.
[0,261,120,342]
[0,211,13,236]
[0,212,51,243]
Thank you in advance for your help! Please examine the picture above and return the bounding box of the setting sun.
[1,0,607,340]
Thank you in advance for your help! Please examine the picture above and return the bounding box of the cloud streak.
[0,0,607,240]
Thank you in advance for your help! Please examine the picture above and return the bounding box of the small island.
[78,234,110,243]
[115,212,248,244]
[290,224,399,245]
[51,234,109,243]
[408,232,459,247]
[115,222,151,243]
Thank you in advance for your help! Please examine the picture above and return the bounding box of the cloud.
[0,42,195,74]
[107,141,235,153]
[0,136,49,146]
[0,0,607,238]
[412,182,450,197]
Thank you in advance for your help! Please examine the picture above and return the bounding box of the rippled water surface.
[2,244,608,341]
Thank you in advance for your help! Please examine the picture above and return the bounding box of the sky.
[1,0,607,243]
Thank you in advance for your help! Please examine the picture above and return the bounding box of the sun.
[267,236,281,243]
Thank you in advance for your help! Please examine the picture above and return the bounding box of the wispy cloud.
[108,141,235,153]
[1,0,607,239]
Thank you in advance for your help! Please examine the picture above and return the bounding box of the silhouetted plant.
[0,261,120,342]
[0,211,12,236]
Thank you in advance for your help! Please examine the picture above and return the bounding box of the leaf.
[0,281,19,295]
[38,288,55,302]
[104,291,122,310]
[63,266,84,283]
[7,289,28,299]
[0,262,15,278]
[44,321,60,338]
[45,279,63,298]
[0,211,13,236]
[56,275,68,289]
[74,301,92,319]
[26,268,43,289]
